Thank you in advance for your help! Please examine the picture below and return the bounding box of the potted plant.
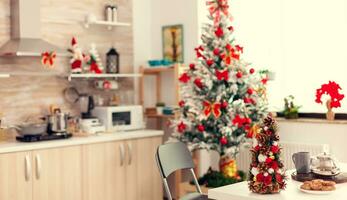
[156,102,165,115]
[283,95,301,119]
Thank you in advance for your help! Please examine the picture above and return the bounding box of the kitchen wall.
[0,0,133,125]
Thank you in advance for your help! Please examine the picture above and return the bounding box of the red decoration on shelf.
[315,81,344,108]
[41,51,56,68]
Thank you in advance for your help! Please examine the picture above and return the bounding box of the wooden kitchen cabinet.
[82,141,126,200]
[0,151,33,200]
[32,146,82,200]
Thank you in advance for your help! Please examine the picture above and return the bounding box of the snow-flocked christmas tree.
[171,0,268,179]
[248,114,286,194]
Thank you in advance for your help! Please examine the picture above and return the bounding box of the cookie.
[321,186,336,191]
[322,181,336,187]
[300,184,311,190]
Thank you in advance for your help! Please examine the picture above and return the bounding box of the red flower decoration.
[177,122,187,133]
[271,161,279,170]
[189,63,195,70]
[232,115,251,128]
[271,145,279,154]
[315,81,345,108]
[206,59,214,66]
[256,173,264,182]
[263,175,272,185]
[179,73,190,83]
[215,27,224,38]
[261,78,268,85]
[276,173,283,182]
[247,88,253,95]
[265,157,273,164]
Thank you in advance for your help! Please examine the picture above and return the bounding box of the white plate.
[298,185,335,195]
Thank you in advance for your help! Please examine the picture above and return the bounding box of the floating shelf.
[143,66,175,74]
[84,20,131,30]
[67,73,141,81]
[0,74,10,78]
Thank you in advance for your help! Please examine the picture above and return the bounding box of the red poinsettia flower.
[177,122,187,133]
[315,81,345,108]
[179,73,190,83]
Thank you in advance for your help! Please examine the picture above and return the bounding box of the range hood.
[0,0,67,57]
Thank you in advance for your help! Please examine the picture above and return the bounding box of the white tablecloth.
[208,163,347,200]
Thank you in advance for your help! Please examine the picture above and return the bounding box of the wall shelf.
[143,66,175,74]
[84,20,131,30]
[67,73,141,81]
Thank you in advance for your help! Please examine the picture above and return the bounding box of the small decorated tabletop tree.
[248,114,286,194]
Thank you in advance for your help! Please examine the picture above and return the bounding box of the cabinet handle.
[24,155,31,181]
[119,143,125,166]
[35,154,42,180]
[127,142,132,165]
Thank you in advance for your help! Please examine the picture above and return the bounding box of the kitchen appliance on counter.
[80,118,106,135]
[92,105,144,132]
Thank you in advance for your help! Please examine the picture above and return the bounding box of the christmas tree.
[248,114,286,194]
[171,0,268,179]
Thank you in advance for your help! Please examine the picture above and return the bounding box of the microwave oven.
[92,105,144,132]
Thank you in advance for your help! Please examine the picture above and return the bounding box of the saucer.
[312,167,340,176]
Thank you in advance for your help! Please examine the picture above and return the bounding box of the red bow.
[207,0,229,25]
[203,101,221,118]
[216,70,229,81]
[41,51,56,68]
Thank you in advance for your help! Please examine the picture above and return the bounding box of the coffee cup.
[292,152,311,174]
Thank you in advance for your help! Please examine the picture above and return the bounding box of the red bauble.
[247,88,253,95]
[189,63,195,70]
[249,68,255,74]
[271,145,279,154]
[179,73,190,83]
[206,59,214,66]
[177,122,186,133]
[221,101,228,109]
[236,71,243,78]
[220,136,228,145]
[178,100,185,107]
[215,27,224,38]
[194,78,203,88]
[197,124,205,132]
[213,48,220,55]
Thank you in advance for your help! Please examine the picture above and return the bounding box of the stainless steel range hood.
[0,0,67,57]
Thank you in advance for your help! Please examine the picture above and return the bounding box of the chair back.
[156,142,195,178]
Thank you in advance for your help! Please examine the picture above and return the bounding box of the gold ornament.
[219,155,239,178]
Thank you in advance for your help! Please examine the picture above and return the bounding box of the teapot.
[311,152,338,171]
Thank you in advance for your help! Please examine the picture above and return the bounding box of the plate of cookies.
[299,179,336,195]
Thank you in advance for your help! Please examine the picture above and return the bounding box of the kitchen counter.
[0,129,163,154]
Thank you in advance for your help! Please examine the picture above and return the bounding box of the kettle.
[311,152,338,171]
[79,95,95,119]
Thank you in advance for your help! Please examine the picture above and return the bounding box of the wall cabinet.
[0,135,162,200]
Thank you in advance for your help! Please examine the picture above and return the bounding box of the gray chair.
[155,142,209,200]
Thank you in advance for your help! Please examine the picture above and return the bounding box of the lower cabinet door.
[32,146,82,200]
[135,136,163,200]
[82,141,126,200]
[0,151,33,200]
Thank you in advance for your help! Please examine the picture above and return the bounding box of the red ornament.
[232,115,251,128]
[197,124,205,132]
[178,100,185,107]
[315,81,345,108]
[189,63,195,70]
[271,145,279,154]
[228,26,234,32]
[220,136,228,145]
[247,88,253,95]
[263,175,272,185]
[271,161,279,170]
[194,78,204,88]
[261,78,268,85]
[256,173,264,182]
[216,70,229,81]
[244,98,252,104]
[179,73,190,83]
[177,122,187,133]
[235,45,244,53]
[213,48,220,55]
[236,71,243,78]
[206,59,214,66]
[221,101,228,109]
[215,27,224,38]
[276,173,283,182]
[203,101,221,118]
[249,68,255,74]
[254,145,260,151]
[265,157,273,165]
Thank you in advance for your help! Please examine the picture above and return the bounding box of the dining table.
[208,163,347,200]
